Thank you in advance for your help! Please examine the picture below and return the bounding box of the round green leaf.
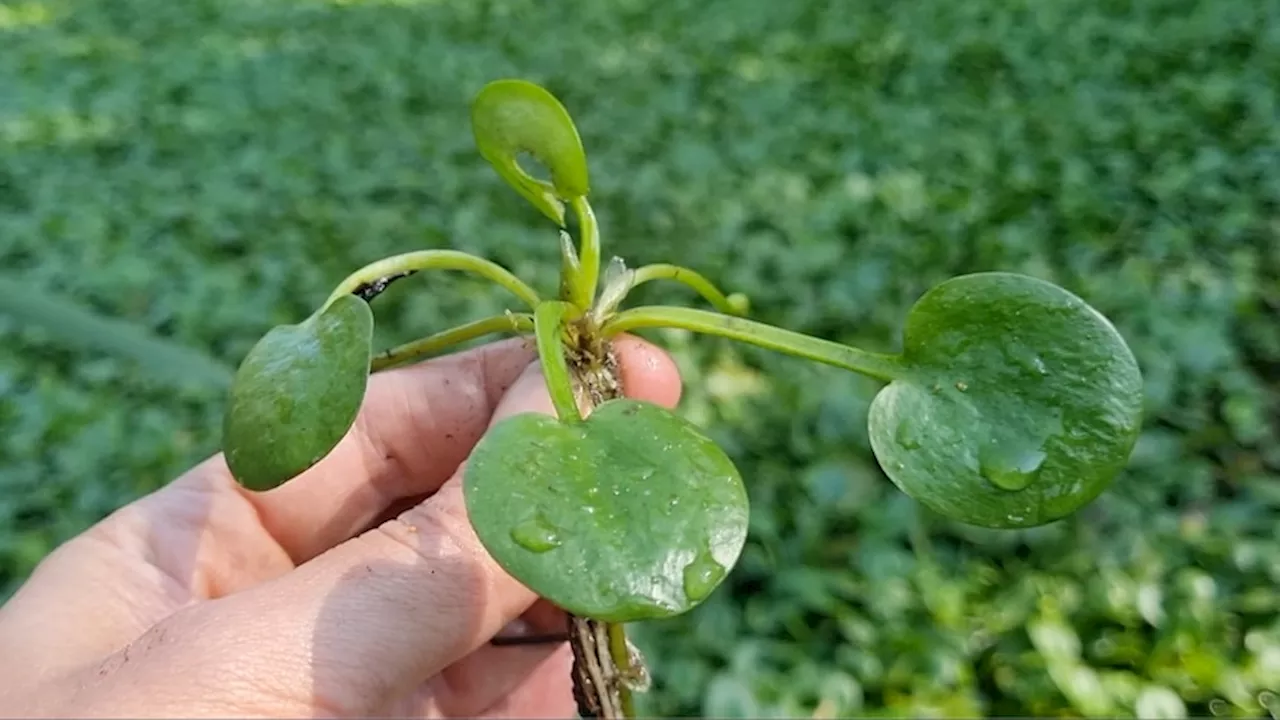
[470,78,589,225]
[463,398,749,622]
[868,272,1144,529]
[223,294,374,491]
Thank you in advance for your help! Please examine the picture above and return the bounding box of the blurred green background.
[2,0,1277,716]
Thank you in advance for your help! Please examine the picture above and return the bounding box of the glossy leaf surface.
[471,79,589,225]
[868,272,1144,528]
[464,398,749,622]
[223,294,374,491]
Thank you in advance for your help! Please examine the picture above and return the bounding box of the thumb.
[80,336,681,718]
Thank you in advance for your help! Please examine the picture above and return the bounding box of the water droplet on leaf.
[1008,345,1049,377]
[979,441,1047,492]
[510,514,562,553]
[682,551,726,602]
[895,419,922,450]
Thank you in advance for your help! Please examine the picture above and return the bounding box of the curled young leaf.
[867,272,1144,529]
[471,79,589,226]
[463,399,749,623]
[223,294,374,491]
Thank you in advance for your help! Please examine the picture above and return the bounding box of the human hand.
[0,335,682,718]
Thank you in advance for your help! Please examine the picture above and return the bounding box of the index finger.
[236,334,681,565]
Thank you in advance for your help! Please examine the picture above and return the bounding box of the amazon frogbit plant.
[222,78,1144,647]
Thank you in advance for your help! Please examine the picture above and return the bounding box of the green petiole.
[534,301,585,423]
[607,623,636,717]
[567,196,601,311]
[325,250,542,311]
[371,313,535,372]
[621,264,748,317]
[559,231,585,309]
[602,305,905,383]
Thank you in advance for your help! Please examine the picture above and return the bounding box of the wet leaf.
[223,294,374,491]
[464,398,749,622]
[470,78,589,225]
[868,272,1144,528]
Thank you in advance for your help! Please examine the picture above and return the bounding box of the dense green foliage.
[2,0,1276,716]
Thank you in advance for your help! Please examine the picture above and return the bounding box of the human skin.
[0,335,683,718]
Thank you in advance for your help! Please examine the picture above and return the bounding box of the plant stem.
[623,263,746,316]
[324,250,542,310]
[602,305,905,382]
[569,196,600,310]
[561,335,639,719]
[569,617,636,719]
[606,623,637,717]
[370,313,534,372]
[534,301,584,424]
